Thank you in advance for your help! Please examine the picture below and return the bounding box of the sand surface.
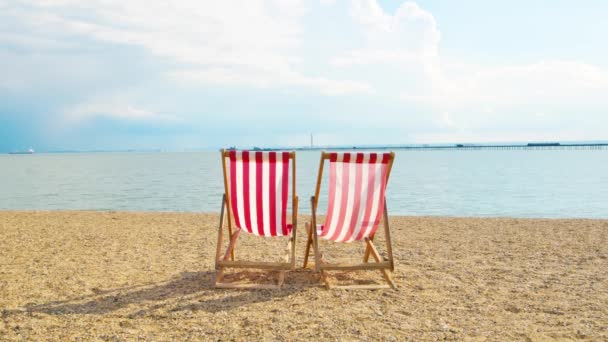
[1,211,607,341]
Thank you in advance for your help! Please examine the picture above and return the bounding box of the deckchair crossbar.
[319,261,391,271]
[217,260,293,270]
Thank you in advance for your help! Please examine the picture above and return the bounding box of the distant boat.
[9,148,35,155]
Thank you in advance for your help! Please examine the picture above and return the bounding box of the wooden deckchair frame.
[303,151,396,290]
[215,150,298,289]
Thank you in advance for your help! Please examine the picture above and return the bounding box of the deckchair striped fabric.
[227,150,292,237]
[318,152,391,242]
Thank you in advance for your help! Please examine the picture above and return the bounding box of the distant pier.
[291,142,608,152]
[393,143,608,151]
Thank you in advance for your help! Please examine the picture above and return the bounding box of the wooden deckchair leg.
[223,229,241,261]
[382,200,395,272]
[215,195,226,269]
[276,238,292,288]
[216,229,241,287]
[363,235,374,263]
[311,196,322,272]
[303,222,314,268]
[285,239,292,263]
[365,239,380,262]
[363,199,392,264]
[228,223,235,261]
[290,196,298,270]
[215,268,225,284]
[365,239,396,289]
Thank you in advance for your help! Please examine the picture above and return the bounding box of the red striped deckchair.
[303,151,396,289]
[215,150,298,289]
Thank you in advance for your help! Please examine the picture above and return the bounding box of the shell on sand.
[0,211,607,340]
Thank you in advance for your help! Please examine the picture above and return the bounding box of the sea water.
[1,150,607,218]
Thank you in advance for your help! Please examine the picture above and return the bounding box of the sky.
[1,0,607,152]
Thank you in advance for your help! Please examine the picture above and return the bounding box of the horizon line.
[5,139,608,154]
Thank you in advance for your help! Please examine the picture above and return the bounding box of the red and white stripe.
[227,151,292,236]
[319,152,391,242]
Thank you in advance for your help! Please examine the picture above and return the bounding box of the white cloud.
[331,49,424,67]
[337,1,440,65]
[330,1,444,99]
[295,76,373,95]
[406,60,608,107]
[468,61,608,104]
[3,0,608,144]
[6,0,367,96]
[319,0,337,5]
[399,59,608,141]
[169,68,373,95]
[64,100,178,124]
[331,0,608,142]
[12,1,301,66]
[437,111,456,129]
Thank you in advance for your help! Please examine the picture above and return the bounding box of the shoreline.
[1,211,607,340]
[2,209,607,221]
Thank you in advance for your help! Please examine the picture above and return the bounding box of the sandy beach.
[0,211,607,340]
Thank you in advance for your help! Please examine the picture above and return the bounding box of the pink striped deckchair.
[215,150,298,289]
[303,151,396,289]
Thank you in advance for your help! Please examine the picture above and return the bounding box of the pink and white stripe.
[319,152,391,242]
[227,151,292,236]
